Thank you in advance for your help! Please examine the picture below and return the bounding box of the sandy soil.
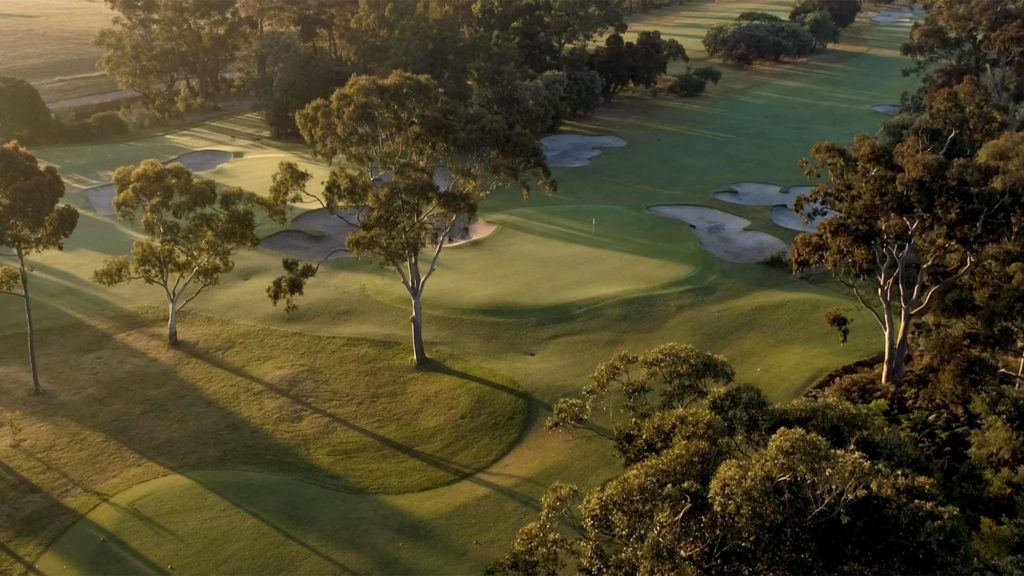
[871,4,925,26]
[85,150,234,216]
[870,104,902,116]
[648,204,789,263]
[714,182,787,206]
[540,134,627,167]
[260,210,499,261]
[259,209,359,262]
[446,219,499,247]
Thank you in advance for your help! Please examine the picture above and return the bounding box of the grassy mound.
[0,313,528,571]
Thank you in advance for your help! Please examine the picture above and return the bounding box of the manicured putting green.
[340,204,706,316]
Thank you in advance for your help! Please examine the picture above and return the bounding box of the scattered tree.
[94,161,263,345]
[266,71,552,365]
[704,20,818,66]
[0,141,79,394]
[790,0,862,29]
[590,31,687,99]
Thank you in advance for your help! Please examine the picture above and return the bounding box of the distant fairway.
[0,0,917,573]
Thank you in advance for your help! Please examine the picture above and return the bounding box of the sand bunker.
[260,210,498,261]
[541,134,626,168]
[870,104,902,116]
[85,149,234,215]
[871,4,925,26]
[173,150,234,172]
[260,209,359,262]
[84,184,116,216]
[714,183,787,206]
[649,204,789,263]
[446,219,499,247]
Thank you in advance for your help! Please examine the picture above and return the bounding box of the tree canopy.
[491,346,971,576]
[94,160,263,345]
[266,71,552,365]
[0,141,79,393]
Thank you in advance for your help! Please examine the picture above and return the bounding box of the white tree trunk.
[19,253,41,394]
[167,298,179,346]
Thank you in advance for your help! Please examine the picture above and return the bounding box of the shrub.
[692,66,723,85]
[668,73,708,97]
[704,21,818,66]
[803,10,841,47]
[85,111,130,138]
[790,0,862,28]
[0,76,53,142]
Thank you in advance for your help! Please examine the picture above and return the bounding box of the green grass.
[0,312,527,570]
[0,0,115,103]
[0,1,918,573]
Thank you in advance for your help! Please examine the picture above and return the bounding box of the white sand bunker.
[446,218,499,247]
[768,186,840,232]
[84,149,234,215]
[871,4,925,26]
[85,184,116,216]
[871,104,902,116]
[260,209,359,262]
[260,210,498,261]
[173,150,234,172]
[649,205,789,263]
[714,182,788,206]
[541,134,626,168]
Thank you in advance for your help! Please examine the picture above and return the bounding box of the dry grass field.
[0,0,115,103]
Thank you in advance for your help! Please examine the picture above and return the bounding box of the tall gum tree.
[266,71,552,366]
[0,141,79,394]
[792,130,1012,384]
[93,160,263,346]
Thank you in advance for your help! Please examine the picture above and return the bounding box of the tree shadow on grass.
[0,315,470,574]
[0,460,166,575]
[180,343,544,508]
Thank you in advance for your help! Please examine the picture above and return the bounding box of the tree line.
[93,0,700,138]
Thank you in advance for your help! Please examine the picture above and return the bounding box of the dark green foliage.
[803,10,841,48]
[790,0,862,28]
[737,11,782,22]
[499,346,974,575]
[825,308,851,344]
[0,142,79,393]
[590,31,687,99]
[669,65,724,97]
[265,51,349,138]
[704,21,818,66]
[668,72,709,97]
[692,65,723,85]
[0,77,52,142]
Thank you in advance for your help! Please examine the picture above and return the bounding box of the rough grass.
[0,0,115,103]
[0,1,918,573]
[0,312,527,570]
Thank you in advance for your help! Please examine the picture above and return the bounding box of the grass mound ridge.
[0,312,529,570]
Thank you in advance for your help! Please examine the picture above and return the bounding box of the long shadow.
[0,316,469,574]
[181,343,543,509]
[0,460,165,575]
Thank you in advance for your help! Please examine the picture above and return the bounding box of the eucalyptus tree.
[491,347,966,576]
[0,141,79,394]
[94,161,263,346]
[266,71,552,365]
[97,0,246,114]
